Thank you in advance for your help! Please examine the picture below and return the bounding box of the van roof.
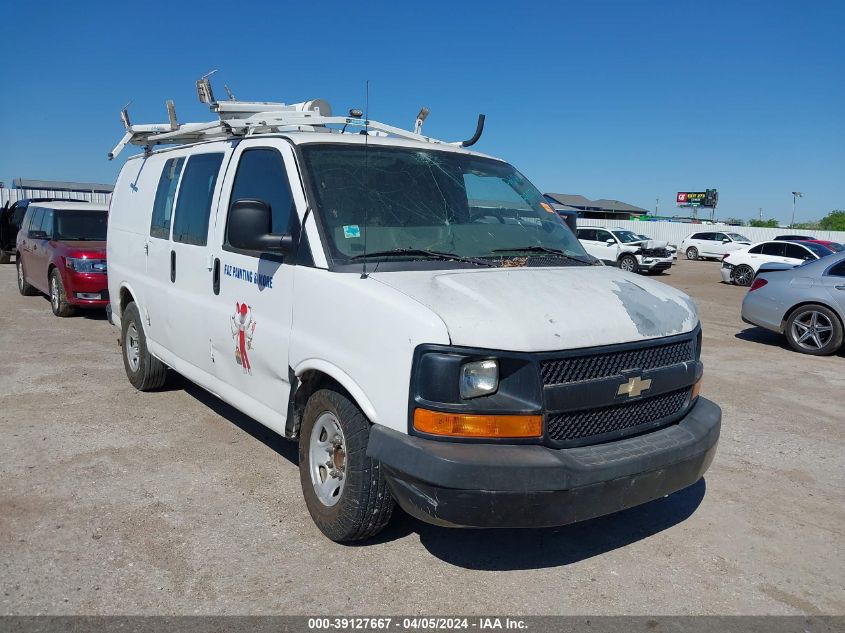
[29,201,109,211]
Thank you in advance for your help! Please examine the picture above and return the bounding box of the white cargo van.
[106,84,720,541]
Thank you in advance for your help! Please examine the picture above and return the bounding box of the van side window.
[226,148,295,245]
[150,157,185,239]
[577,229,595,241]
[172,153,225,246]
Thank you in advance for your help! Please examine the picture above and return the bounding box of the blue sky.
[1,0,842,223]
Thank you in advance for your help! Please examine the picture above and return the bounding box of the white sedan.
[720,240,833,286]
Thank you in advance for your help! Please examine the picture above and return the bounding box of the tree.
[819,210,845,231]
[749,218,779,228]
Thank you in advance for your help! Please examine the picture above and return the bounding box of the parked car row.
[14,201,109,316]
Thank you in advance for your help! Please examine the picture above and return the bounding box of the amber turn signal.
[413,408,543,438]
[691,376,702,401]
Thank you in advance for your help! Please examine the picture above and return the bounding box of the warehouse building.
[544,193,650,220]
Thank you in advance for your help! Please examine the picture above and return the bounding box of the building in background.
[544,193,650,220]
[1,179,113,207]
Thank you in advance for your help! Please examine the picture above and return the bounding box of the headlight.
[66,257,107,273]
[459,360,499,399]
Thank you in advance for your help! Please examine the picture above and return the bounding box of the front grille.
[540,338,694,385]
[642,248,669,257]
[547,387,690,444]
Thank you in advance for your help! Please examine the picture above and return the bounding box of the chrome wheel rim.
[309,412,346,507]
[687,248,697,260]
[791,310,834,351]
[620,257,635,272]
[734,266,753,286]
[50,277,59,310]
[125,323,141,372]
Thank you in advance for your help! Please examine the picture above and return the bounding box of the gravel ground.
[1,258,843,615]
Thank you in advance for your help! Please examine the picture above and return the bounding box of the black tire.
[732,264,754,287]
[299,388,394,542]
[784,304,843,356]
[49,269,75,317]
[685,247,699,260]
[16,258,37,296]
[618,254,638,273]
[121,302,168,390]
[0,250,11,264]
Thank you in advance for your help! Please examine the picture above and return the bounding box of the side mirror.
[228,199,294,253]
[606,238,615,245]
[722,238,730,243]
[28,229,48,239]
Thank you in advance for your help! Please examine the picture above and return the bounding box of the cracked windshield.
[301,144,590,267]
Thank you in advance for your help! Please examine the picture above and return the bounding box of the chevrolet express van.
[107,95,720,541]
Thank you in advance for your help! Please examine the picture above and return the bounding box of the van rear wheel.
[121,302,168,390]
[299,388,394,542]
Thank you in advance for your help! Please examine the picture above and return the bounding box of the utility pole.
[655,197,659,216]
[758,207,763,221]
[791,191,803,228]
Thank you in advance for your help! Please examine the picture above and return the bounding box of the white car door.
[577,228,605,261]
[207,138,304,426]
[594,228,619,263]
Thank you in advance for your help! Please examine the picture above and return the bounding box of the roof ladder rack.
[109,75,485,160]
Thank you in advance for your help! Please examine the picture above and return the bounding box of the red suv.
[16,201,110,317]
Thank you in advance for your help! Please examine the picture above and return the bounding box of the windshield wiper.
[350,248,494,267]
[492,245,590,264]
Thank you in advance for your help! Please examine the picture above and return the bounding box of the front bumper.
[63,270,109,306]
[637,256,673,272]
[720,264,734,283]
[367,397,720,528]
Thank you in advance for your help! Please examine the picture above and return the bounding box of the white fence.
[1,188,112,207]
[576,218,845,246]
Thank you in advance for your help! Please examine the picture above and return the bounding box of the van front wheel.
[299,388,394,542]
[121,302,168,391]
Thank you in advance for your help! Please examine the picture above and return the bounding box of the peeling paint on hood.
[370,267,699,352]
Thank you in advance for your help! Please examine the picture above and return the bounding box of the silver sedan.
[741,251,845,355]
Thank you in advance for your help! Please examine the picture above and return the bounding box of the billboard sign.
[677,190,718,207]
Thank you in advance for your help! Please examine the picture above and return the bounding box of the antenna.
[224,84,236,101]
[361,80,370,279]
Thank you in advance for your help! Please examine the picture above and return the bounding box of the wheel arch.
[287,360,379,439]
[781,300,844,331]
[118,282,139,317]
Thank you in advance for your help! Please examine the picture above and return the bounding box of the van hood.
[370,266,699,352]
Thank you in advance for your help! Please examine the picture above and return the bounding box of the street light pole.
[791,191,803,228]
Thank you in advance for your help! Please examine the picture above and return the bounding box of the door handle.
[213,258,220,295]
[170,250,176,282]
[835,285,845,291]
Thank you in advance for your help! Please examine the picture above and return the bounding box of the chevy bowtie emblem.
[617,376,652,398]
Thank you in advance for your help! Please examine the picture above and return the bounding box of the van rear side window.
[150,157,185,239]
[172,153,224,246]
